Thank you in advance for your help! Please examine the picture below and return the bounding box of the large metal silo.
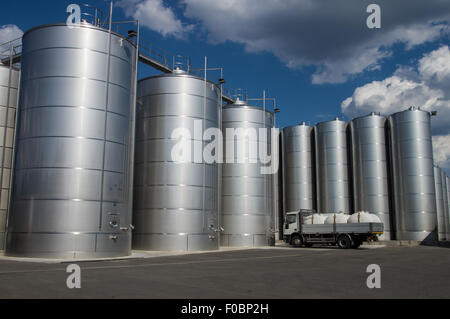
[273,129,283,240]
[0,65,19,250]
[388,107,437,241]
[134,70,220,251]
[6,24,137,258]
[350,113,392,240]
[221,100,274,247]
[446,176,450,240]
[282,123,315,213]
[434,166,446,241]
[315,118,351,215]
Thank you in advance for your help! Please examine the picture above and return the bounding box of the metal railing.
[139,38,176,71]
[0,3,237,104]
[0,37,22,67]
[78,3,104,26]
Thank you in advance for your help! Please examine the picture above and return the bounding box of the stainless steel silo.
[221,100,274,247]
[445,176,450,240]
[273,129,282,240]
[282,123,315,214]
[6,23,137,258]
[0,65,19,250]
[350,113,391,240]
[134,70,220,251]
[388,107,437,241]
[434,166,445,241]
[315,118,351,215]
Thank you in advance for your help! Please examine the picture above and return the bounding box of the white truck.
[283,210,384,249]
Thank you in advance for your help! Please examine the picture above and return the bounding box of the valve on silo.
[109,220,119,229]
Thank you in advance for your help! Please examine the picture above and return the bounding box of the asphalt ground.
[0,245,448,298]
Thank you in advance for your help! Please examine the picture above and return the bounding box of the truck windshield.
[286,214,296,224]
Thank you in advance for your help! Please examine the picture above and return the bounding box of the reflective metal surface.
[273,130,282,239]
[134,71,220,251]
[434,166,446,241]
[446,176,450,240]
[388,107,437,241]
[6,24,137,258]
[221,101,274,247]
[0,65,19,250]
[350,114,391,240]
[282,123,315,213]
[315,119,351,215]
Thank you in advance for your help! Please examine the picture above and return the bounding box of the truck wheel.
[291,235,303,247]
[337,235,352,249]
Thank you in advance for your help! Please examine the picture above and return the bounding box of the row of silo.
[1,22,448,259]
[282,117,385,234]
[133,78,276,250]
[133,76,276,251]
[282,107,442,242]
[0,21,277,258]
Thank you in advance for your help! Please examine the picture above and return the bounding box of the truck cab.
[283,210,383,249]
[284,210,307,240]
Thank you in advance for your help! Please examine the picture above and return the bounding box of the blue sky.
[0,0,450,171]
[1,0,353,127]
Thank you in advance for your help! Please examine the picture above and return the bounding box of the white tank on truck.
[348,211,382,223]
[325,214,350,224]
[303,214,326,224]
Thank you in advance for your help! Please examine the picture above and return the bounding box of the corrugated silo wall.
[6,24,137,258]
[0,65,19,250]
[388,107,437,242]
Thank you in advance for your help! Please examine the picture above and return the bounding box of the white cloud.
[312,22,448,84]
[180,0,450,84]
[0,24,23,56]
[311,47,390,84]
[342,45,450,133]
[341,75,445,120]
[433,135,450,173]
[117,0,193,38]
[419,46,450,93]
[116,0,450,83]
[342,45,450,174]
[0,24,22,44]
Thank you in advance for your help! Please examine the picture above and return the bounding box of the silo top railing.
[0,38,22,66]
[78,3,104,26]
